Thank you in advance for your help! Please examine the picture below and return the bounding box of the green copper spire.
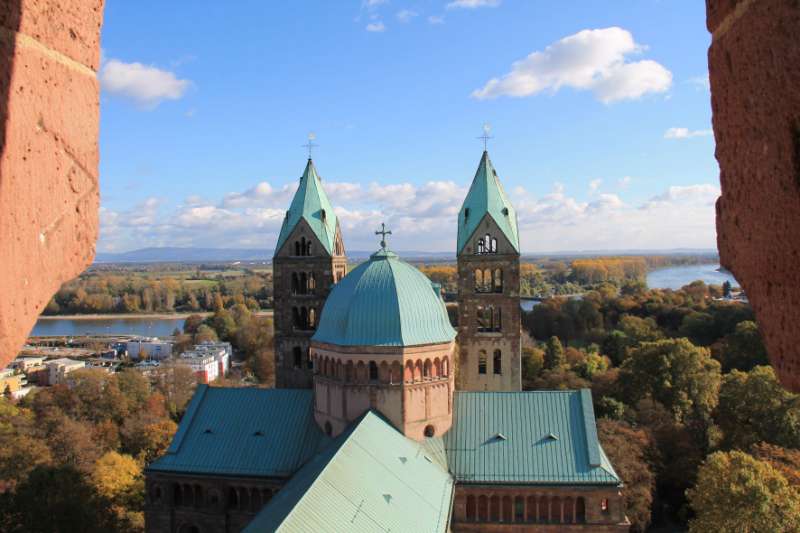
[275,159,339,256]
[457,151,520,254]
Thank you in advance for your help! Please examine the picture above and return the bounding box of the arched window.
[442,357,450,377]
[433,358,441,378]
[539,495,549,523]
[424,425,435,437]
[466,495,477,522]
[478,350,487,374]
[551,496,562,523]
[493,350,502,375]
[308,308,316,329]
[308,272,316,293]
[299,307,308,329]
[514,496,524,523]
[489,495,500,521]
[491,237,497,252]
[345,361,354,381]
[601,498,610,514]
[483,269,491,291]
[477,306,488,332]
[423,359,432,379]
[404,360,414,382]
[294,241,301,256]
[415,360,423,381]
[292,307,300,328]
[391,361,402,384]
[227,487,238,510]
[526,495,537,523]
[293,347,302,369]
[379,361,389,383]
[356,361,367,383]
[306,240,312,256]
[291,272,299,293]
[475,269,483,291]
[477,237,485,254]
[299,237,307,256]
[299,272,307,294]
[307,348,314,370]
[576,497,586,523]
[493,307,502,332]
[369,361,378,381]
[478,495,489,522]
[335,359,343,379]
[501,495,512,522]
[493,268,503,292]
[174,484,183,506]
[564,496,574,523]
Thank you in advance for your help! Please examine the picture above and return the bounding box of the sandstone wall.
[0,0,103,368]
[707,0,800,391]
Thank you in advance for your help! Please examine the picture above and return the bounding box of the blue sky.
[98,0,717,253]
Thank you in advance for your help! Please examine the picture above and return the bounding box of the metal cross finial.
[375,222,392,250]
[477,123,493,151]
[302,132,318,160]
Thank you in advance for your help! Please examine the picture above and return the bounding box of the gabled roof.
[312,249,456,347]
[457,151,520,255]
[444,390,621,485]
[274,159,338,256]
[147,386,329,478]
[245,411,454,533]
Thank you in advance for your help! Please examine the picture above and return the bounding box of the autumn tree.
[687,451,800,533]
[711,320,768,372]
[620,338,721,423]
[597,419,654,532]
[91,451,144,529]
[544,336,565,370]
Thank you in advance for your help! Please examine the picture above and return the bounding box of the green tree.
[715,366,800,450]
[712,320,768,372]
[194,324,219,344]
[183,314,205,335]
[687,451,800,533]
[543,336,565,370]
[679,312,717,346]
[620,338,721,423]
[618,315,663,344]
[601,330,631,366]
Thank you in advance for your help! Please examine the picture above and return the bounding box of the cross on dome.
[375,222,392,250]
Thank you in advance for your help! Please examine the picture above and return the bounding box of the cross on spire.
[375,222,392,250]
[477,123,493,151]
[302,132,318,160]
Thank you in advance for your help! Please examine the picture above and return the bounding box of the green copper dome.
[312,249,456,347]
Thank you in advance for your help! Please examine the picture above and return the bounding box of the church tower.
[273,158,347,388]
[456,150,521,391]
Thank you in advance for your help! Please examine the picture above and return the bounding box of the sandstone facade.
[0,0,103,369]
[707,0,800,391]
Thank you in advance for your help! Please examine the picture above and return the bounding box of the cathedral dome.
[312,249,456,347]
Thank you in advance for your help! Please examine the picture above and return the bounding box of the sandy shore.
[38,310,274,320]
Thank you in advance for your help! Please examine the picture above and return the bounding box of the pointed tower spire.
[456,151,519,255]
[274,158,338,257]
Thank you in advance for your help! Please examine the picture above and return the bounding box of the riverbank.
[37,310,274,320]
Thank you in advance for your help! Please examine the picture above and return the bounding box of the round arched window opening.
[424,425,435,438]
[324,421,332,436]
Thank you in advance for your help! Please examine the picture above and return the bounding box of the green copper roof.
[275,159,338,256]
[457,151,520,254]
[245,411,454,533]
[312,249,456,347]
[147,386,329,477]
[444,390,621,485]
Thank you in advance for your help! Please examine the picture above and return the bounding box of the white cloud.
[396,9,418,22]
[589,178,602,193]
[688,74,710,90]
[98,174,720,253]
[472,27,672,103]
[617,176,632,189]
[366,21,386,32]
[100,59,190,109]
[664,127,713,139]
[447,0,500,9]
[428,15,445,25]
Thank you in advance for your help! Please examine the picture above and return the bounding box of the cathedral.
[144,152,629,532]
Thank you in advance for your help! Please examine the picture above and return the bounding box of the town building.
[46,357,85,385]
[272,159,347,389]
[177,342,232,384]
[144,152,628,532]
[127,339,174,360]
[0,368,31,399]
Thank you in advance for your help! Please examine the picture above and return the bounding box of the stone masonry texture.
[0,0,104,369]
[707,0,800,391]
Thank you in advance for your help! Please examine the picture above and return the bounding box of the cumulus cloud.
[99,175,720,254]
[100,59,190,109]
[447,0,501,9]
[664,127,713,139]
[366,21,386,32]
[472,27,672,103]
[396,9,418,22]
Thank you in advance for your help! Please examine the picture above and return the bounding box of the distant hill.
[94,247,455,263]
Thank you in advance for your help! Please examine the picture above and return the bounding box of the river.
[646,263,738,290]
[31,317,186,338]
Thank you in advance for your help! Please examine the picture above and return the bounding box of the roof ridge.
[385,258,404,344]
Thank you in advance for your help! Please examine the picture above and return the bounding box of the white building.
[46,358,85,385]
[127,339,173,360]
[9,356,46,372]
[178,342,231,383]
